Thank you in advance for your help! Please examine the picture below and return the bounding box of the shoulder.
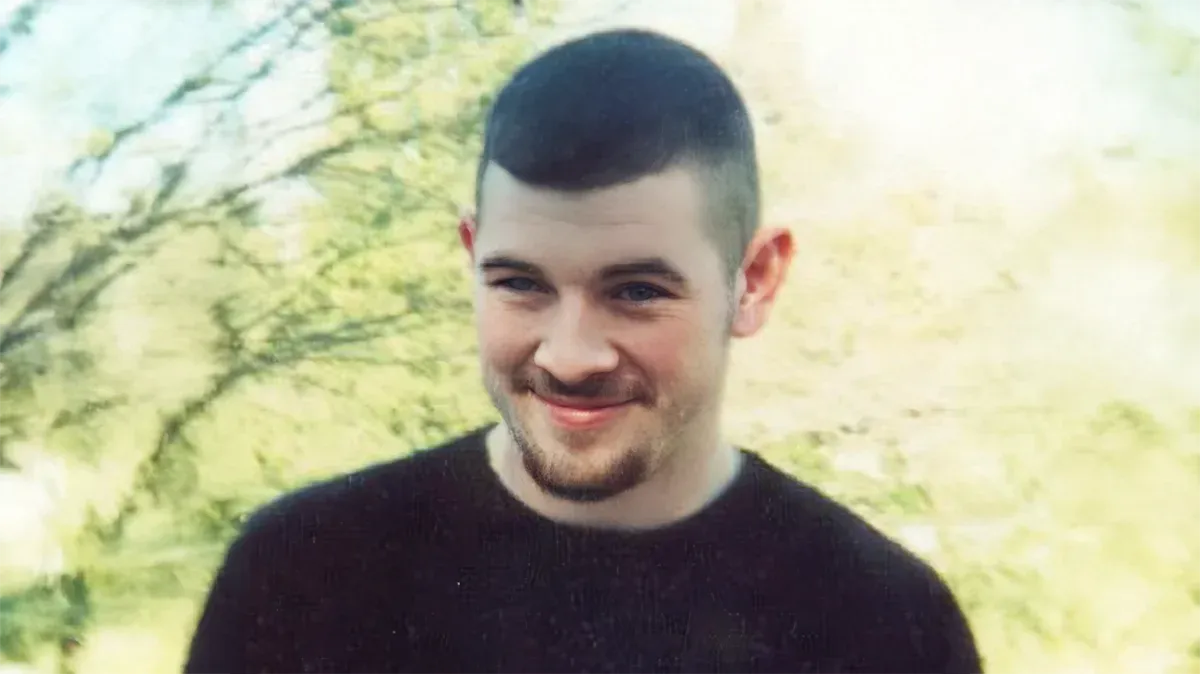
[741,452,981,671]
[742,452,944,582]
[230,427,490,561]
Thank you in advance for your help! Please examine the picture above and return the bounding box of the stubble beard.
[509,419,648,502]
[481,292,734,504]
[483,368,712,504]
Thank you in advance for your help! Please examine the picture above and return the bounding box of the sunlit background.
[1,1,1198,672]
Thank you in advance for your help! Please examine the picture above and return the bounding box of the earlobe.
[730,301,762,338]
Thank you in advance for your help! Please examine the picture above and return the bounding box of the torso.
[227,427,976,673]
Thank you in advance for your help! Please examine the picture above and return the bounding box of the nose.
[532,297,619,384]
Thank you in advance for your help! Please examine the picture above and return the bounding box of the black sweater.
[183,425,982,673]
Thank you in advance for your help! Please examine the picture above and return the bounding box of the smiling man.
[184,29,983,674]
[469,161,753,525]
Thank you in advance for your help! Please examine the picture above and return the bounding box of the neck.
[485,420,743,531]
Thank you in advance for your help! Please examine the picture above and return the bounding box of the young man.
[184,29,983,673]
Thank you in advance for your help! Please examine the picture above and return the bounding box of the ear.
[458,211,477,265]
[730,226,795,338]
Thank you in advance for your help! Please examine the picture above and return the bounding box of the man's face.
[463,164,738,502]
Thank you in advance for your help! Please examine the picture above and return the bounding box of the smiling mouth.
[535,395,633,431]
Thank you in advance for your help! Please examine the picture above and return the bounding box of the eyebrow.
[479,255,689,287]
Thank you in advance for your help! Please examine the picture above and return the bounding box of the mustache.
[519,370,647,402]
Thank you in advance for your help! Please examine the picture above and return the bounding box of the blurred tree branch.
[0,0,531,663]
[0,0,50,60]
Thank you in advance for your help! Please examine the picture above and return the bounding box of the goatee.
[507,418,650,503]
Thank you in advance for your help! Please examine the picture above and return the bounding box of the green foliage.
[0,1,538,670]
[0,574,89,669]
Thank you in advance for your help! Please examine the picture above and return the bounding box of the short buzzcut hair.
[475,29,760,282]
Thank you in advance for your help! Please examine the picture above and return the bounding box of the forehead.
[476,164,720,273]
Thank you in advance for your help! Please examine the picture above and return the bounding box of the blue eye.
[492,277,542,293]
[489,278,670,304]
[616,283,668,303]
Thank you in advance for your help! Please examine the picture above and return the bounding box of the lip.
[536,395,633,431]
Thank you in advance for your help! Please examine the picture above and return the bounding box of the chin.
[530,467,632,502]
[513,419,652,500]
[523,451,647,503]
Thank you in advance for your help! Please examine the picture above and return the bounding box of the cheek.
[628,318,716,387]
[476,300,532,370]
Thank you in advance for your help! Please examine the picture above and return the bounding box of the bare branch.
[67,0,348,181]
[103,303,421,542]
[0,163,192,357]
[49,396,128,431]
[0,202,73,301]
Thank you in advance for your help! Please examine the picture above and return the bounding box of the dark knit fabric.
[184,425,982,673]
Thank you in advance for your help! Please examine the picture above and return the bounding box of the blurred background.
[0,0,1197,672]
